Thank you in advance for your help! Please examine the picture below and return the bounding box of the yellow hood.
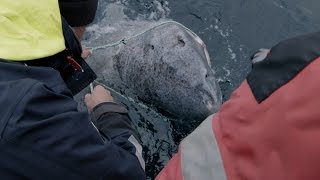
[0,0,66,61]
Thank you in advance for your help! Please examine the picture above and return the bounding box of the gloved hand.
[251,48,270,64]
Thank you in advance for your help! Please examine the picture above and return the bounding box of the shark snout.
[200,78,222,114]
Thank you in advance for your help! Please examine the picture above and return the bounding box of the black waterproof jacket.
[0,60,146,180]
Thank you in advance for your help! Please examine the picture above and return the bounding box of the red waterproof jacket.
[157,32,320,180]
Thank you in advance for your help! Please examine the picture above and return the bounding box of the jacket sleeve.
[90,102,145,171]
[247,32,320,102]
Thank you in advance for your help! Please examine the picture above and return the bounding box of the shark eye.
[178,36,186,47]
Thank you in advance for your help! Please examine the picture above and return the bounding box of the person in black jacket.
[0,1,146,179]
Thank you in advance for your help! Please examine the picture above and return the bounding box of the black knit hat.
[59,0,98,27]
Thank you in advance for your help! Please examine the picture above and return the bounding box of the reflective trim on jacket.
[156,115,227,180]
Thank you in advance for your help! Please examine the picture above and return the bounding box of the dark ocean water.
[90,0,320,178]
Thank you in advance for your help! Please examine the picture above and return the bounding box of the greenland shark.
[81,3,222,120]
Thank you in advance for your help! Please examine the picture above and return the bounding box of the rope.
[87,21,200,51]
[93,81,150,110]
[93,80,175,122]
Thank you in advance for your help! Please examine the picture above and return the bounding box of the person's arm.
[85,86,145,170]
[7,82,146,180]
